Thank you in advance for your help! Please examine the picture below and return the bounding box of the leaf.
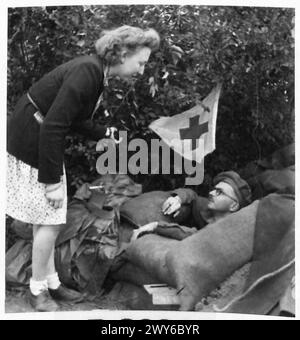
[54,20,63,28]
[171,45,184,55]
[162,71,169,79]
[150,83,158,97]
[171,52,182,65]
[148,76,154,85]
[148,112,157,118]
[87,141,97,148]
[76,40,85,47]
[130,113,137,121]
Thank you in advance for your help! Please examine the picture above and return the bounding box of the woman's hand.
[162,196,182,217]
[131,222,158,242]
[45,183,64,209]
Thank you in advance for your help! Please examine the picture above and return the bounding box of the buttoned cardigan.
[7,55,107,184]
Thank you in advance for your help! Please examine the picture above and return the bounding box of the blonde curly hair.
[95,25,160,66]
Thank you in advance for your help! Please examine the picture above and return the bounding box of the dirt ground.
[5,264,250,316]
[196,263,250,312]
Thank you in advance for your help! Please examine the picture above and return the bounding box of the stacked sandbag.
[238,143,295,181]
[166,201,258,310]
[115,200,258,311]
[247,167,294,200]
[221,194,295,315]
[109,144,295,312]
[238,143,295,200]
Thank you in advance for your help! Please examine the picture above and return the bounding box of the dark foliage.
[7,5,294,195]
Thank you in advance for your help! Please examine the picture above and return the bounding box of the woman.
[6,25,160,312]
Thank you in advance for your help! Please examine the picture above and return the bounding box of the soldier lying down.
[131,171,252,241]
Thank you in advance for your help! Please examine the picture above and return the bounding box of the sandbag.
[166,200,258,310]
[111,261,159,286]
[121,202,257,311]
[120,191,191,227]
[247,168,295,200]
[223,194,295,315]
[257,143,295,170]
[238,143,295,181]
[122,200,258,311]
[105,281,151,310]
[126,234,178,286]
[109,223,196,287]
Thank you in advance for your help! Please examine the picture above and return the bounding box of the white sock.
[29,278,48,296]
[46,272,61,290]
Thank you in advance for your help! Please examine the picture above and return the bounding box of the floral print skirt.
[6,153,67,225]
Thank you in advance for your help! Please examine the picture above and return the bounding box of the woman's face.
[113,46,151,79]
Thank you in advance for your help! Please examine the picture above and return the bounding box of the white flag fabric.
[149,83,222,164]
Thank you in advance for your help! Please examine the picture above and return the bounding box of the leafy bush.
[7,5,294,194]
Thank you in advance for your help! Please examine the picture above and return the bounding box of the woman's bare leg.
[32,224,61,281]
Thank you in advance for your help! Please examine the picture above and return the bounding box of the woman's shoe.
[28,290,59,312]
[48,285,83,302]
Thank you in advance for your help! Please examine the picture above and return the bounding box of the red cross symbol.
[179,116,209,150]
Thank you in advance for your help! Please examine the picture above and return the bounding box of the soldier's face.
[208,182,239,212]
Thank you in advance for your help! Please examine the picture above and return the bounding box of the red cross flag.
[149,83,222,164]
